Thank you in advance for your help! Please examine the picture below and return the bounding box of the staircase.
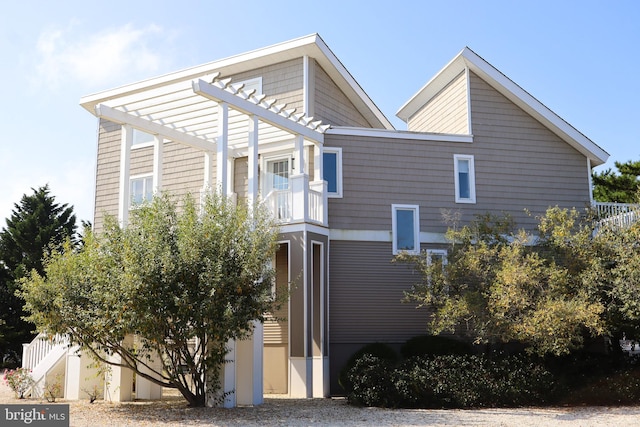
[22,333,69,398]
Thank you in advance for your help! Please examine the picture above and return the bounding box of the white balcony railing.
[594,202,640,229]
[263,176,327,226]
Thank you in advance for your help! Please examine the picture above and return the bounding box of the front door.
[265,157,291,220]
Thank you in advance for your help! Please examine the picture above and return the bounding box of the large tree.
[396,208,607,356]
[20,193,279,407]
[592,160,640,203]
[0,185,76,363]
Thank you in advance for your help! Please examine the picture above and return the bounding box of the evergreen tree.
[0,185,77,364]
[592,160,640,203]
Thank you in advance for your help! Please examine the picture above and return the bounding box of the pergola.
[81,70,330,226]
[80,68,335,407]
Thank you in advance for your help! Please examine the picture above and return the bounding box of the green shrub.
[338,342,398,394]
[345,354,397,407]
[347,353,557,408]
[400,335,472,358]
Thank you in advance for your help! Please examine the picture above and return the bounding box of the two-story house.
[23,33,608,405]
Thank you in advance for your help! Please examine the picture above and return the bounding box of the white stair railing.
[22,333,69,397]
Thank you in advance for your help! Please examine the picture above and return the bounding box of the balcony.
[593,202,640,229]
[263,175,327,227]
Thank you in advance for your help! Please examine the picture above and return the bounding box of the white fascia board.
[459,48,609,166]
[397,47,609,166]
[95,104,214,152]
[192,79,324,144]
[326,126,473,143]
[312,35,394,130]
[396,50,467,122]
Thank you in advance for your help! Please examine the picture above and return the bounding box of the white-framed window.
[426,249,448,268]
[132,129,154,147]
[426,249,448,292]
[262,154,293,220]
[454,154,476,203]
[234,77,262,95]
[130,174,153,207]
[392,204,420,255]
[323,147,343,198]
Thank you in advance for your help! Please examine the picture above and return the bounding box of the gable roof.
[396,47,609,166]
[80,33,393,130]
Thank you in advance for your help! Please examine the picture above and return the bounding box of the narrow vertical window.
[392,204,420,254]
[454,154,476,203]
[323,147,343,197]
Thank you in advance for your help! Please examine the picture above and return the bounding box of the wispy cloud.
[32,23,172,91]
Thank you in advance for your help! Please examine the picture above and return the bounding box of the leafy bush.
[3,368,34,399]
[400,335,472,358]
[347,353,558,408]
[345,354,397,407]
[338,343,398,394]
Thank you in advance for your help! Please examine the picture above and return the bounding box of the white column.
[294,134,305,175]
[135,351,163,400]
[152,135,163,194]
[118,124,133,225]
[247,115,259,207]
[65,348,104,401]
[217,103,229,197]
[222,339,236,408]
[314,143,323,183]
[104,336,134,402]
[236,322,264,405]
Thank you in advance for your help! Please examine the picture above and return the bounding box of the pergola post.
[217,102,229,196]
[118,124,133,225]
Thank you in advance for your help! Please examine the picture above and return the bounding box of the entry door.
[265,157,291,220]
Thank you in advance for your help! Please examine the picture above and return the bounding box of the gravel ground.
[3,372,640,426]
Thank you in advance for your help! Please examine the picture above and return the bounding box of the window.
[426,249,448,292]
[264,156,292,220]
[132,129,154,146]
[323,148,343,197]
[130,175,153,206]
[454,154,476,203]
[392,204,420,254]
[427,249,448,268]
[234,77,262,95]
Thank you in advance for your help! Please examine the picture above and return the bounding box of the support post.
[217,103,229,197]
[152,135,163,194]
[118,124,133,225]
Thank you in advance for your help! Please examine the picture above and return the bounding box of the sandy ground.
[3,371,640,426]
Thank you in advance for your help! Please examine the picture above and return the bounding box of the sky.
[1,0,638,226]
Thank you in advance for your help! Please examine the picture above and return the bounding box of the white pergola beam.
[95,104,215,152]
[193,79,324,144]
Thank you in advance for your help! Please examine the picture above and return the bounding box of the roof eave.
[396,47,609,167]
[80,33,394,130]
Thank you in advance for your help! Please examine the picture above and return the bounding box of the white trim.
[80,34,392,130]
[329,229,448,244]
[396,47,609,166]
[391,204,420,255]
[587,157,594,206]
[426,249,448,265]
[279,222,330,236]
[465,66,473,135]
[326,126,473,143]
[454,154,476,204]
[323,147,343,198]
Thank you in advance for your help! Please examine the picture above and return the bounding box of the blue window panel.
[323,152,337,193]
[396,209,415,251]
